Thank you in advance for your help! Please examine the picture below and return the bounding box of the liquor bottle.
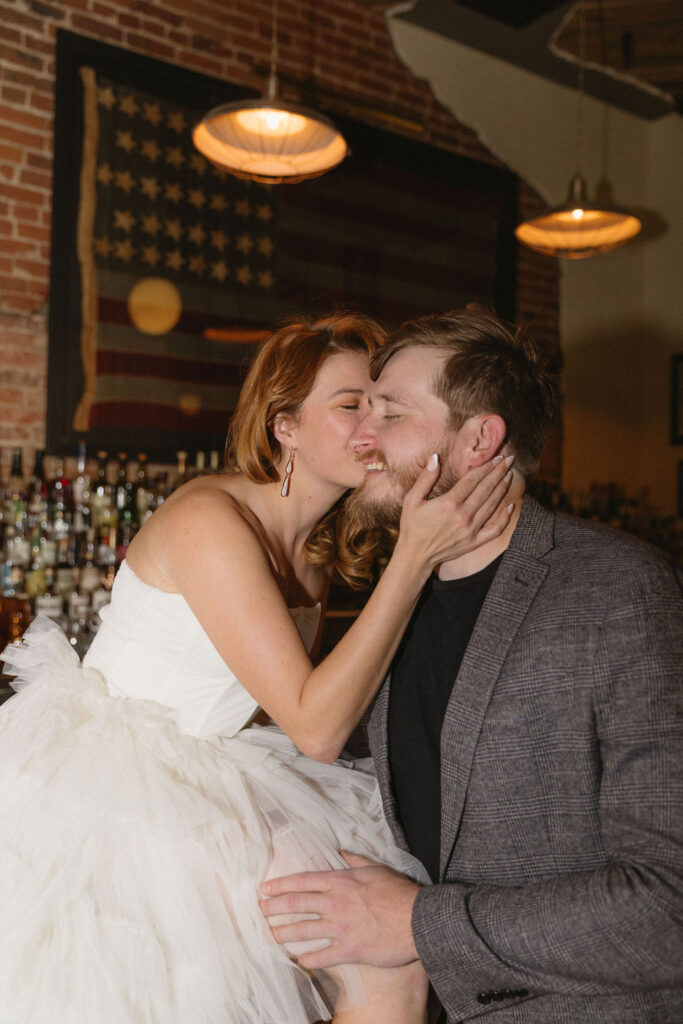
[209,450,221,474]
[193,451,206,477]
[1,525,24,598]
[34,567,65,625]
[72,440,91,523]
[115,452,134,514]
[49,457,72,516]
[174,450,188,491]
[79,527,101,595]
[89,451,112,530]
[24,525,47,599]
[26,450,49,527]
[134,453,151,523]
[7,449,24,503]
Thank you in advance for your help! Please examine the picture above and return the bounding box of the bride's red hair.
[225,312,386,589]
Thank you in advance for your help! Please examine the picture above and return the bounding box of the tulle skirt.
[0,618,425,1024]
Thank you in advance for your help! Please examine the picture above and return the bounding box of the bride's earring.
[280,448,295,497]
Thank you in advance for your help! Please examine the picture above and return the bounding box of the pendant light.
[192,0,347,185]
[515,1,641,259]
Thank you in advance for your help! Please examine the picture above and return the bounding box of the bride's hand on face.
[396,454,514,568]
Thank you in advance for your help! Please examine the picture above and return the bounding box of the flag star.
[142,101,162,126]
[140,176,161,200]
[98,85,116,109]
[258,270,274,289]
[166,146,184,169]
[115,129,135,153]
[188,223,207,245]
[190,153,207,174]
[166,249,184,271]
[165,218,182,241]
[141,213,162,236]
[236,265,252,286]
[256,204,272,222]
[257,236,274,257]
[189,254,206,274]
[211,260,229,282]
[93,235,112,258]
[97,163,114,186]
[164,182,183,203]
[114,170,135,193]
[114,238,135,262]
[210,229,228,251]
[141,244,161,267]
[210,194,228,211]
[119,93,139,117]
[188,188,206,210]
[235,199,251,218]
[167,111,186,133]
[113,209,136,233]
[236,234,253,254]
[141,138,162,162]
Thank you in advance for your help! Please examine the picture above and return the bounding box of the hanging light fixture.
[192,0,347,184]
[515,1,641,259]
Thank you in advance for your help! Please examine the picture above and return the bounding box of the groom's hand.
[259,852,421,970]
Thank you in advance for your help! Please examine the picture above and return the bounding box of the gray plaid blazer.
[367,496,683,1023]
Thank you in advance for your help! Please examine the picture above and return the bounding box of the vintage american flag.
[59,53,514,461]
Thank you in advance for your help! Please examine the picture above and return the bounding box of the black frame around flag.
[48,30,518,463]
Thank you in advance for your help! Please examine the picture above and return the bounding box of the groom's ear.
[270,412,298,449]
[460,413,507,468]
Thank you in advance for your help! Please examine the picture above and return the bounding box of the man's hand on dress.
[259,852,422,970]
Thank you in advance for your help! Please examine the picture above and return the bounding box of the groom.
[261,309,683,1022]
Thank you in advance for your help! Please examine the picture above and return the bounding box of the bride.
[0,313,511,1024]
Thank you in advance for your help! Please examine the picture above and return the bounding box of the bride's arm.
[162,458,511,762]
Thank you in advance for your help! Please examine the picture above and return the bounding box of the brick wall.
[0,0,560,481]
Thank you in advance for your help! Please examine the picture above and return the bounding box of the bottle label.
[34,594,64,620]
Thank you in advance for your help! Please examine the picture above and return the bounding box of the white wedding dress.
[0,560,425,1024]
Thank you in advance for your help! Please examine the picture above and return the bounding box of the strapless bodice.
[83,560,320,739]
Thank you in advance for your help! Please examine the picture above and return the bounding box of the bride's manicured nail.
[505,454,515,467]
[492,455,504,465]
[507,503,515,513]
[427,453,439,470]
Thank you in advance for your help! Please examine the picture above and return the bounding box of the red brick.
[1,84,27,105]
[0,44,44,71]
[117,12,141,30]
[0,102,51,133]
[18,168,52,190]
[124,32,174,59]
[23,34,55,58]
[0,142,23,163]
[70,14,124,43]
[0,124,49,150]
[18,224,50,243]
[0,26,22,47]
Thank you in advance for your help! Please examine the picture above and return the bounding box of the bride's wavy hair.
[225,312,386,589]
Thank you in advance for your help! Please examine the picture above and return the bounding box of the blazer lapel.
[367,674,410,850]
[439,497,554,879]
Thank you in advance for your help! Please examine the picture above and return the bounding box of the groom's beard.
[345,443,458,531]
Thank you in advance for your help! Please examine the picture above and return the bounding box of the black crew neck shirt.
[388,555,503,882]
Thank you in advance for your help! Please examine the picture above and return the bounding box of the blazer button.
[476,993,492,1005]
[517,988,529,997]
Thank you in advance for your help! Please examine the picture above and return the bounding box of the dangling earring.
[280,448,295,497]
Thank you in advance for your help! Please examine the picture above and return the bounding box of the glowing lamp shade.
[193,99,348,184]
[515,174,642,259]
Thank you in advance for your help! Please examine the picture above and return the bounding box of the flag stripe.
[89,400,231,434]
[96,349,247,387]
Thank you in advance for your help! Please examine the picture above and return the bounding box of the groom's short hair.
[370,308,558,479]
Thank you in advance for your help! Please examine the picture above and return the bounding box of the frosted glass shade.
[515,175,642,259]
[193,99,348,184]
